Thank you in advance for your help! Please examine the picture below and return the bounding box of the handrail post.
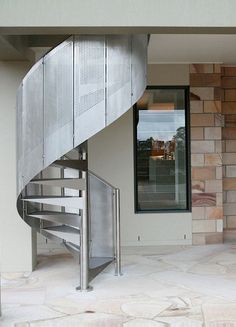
[77,146,92,291]
[113,188,122,276]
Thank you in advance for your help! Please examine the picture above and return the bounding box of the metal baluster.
[113,188,122,276]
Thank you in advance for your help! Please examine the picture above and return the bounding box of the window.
[134,86,190,212]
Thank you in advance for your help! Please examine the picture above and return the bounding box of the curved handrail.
[16,34,148,200]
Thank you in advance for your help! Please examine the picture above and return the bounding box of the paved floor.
[1,244,236,326]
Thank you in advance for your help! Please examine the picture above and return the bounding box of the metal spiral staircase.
[16,35,147,291]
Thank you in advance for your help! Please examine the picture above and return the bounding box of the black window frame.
[133,85,191,213]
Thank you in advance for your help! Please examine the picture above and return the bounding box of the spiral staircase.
[16,35,147,291]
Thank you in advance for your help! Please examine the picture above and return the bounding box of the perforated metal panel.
[44,38,74,167]
[16,84,23,194]
[106,35,132,125]
[89,174,114,257]
[22,60,44,187]
[131,35,148,103]
[16,34,148,195]
[74,35,105,146]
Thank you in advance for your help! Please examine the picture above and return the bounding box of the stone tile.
[223,67,236,76]
[192,193,216,207]
[205,180,222,193]
[190,74,221,87]
[203,101,221,113]
[216,219,223,232]
[226,216,236,228]
[202,303,236,326]
[204,127,221,140]
[215,140,223,153]
[191,128,204,140]
[222,102,236,114]
[222,140,226,152]
[192,207,205,220]
[192,220,216,233]
[121,301,170,319]
[224,89,236,101]
[214,64,221,73]
[192,180,205,193]
[226,165,236,177]
[214,113,224,127]
[214,87,222,101]
[224,202,236,215]
[192,167,216,180]
[190,87,214,101]
[222,76,236,88]
[225,114,236,127]
[191,114,215,126]
[205,207,224,219]
[124,319,165,326]
[26,313,127,327]
[225,140,236,152]
[216,167,223,180]
[223,153,236,165]
[192,233,206,245]
[226,190,236,202]
[216,193,223,206]
[204,154,222,166]
[191,154,204,166]
[190,64,214,73]
[191,141,215,153]
[190,101,203,113]
[205,232,223,244]
[223,177,236,190]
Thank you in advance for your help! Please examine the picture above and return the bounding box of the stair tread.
[53,160,87,170]
[43,225,80,234]
[23,195,81,199]
[29,210,80,216]
[31,178,83,181]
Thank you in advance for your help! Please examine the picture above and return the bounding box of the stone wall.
[190,64,224,245]
[222,67,236,238]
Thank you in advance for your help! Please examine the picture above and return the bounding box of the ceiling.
[148,34,236,65]
[2,33,236,64]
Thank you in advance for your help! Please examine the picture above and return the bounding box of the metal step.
[42,225,80,246]
[23,196,84,209]
[30,178,86,190]
[27,210,81,228]
[64,241,80,260]
[89,257,113,270]
[53,160,87,171]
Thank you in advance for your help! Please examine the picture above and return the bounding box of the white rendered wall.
[1,0,236,31]
[0,61,36,272]
[88,64,192,246]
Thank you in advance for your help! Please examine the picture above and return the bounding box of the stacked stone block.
[190,64,224,245]
[222,67,236,237]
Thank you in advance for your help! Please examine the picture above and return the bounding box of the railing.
[88,171,122,276]
[16,34,147,291]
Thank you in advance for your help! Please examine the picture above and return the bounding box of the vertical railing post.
[114,188,122,276]
[77,146,92,291]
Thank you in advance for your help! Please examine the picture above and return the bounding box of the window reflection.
[135,88,188,211]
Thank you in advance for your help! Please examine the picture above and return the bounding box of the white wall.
[89,64,192,246]
[0,61,36,272]
[1,0,236,30]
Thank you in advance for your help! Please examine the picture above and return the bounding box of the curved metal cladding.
[16,34,147,198]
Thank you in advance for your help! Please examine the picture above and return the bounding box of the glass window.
[134,87,190,212]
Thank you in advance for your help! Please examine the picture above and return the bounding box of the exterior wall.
[190,64,224,245]
[222,67,236,236]
[89,64,192,246]
[0,61,36,272]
